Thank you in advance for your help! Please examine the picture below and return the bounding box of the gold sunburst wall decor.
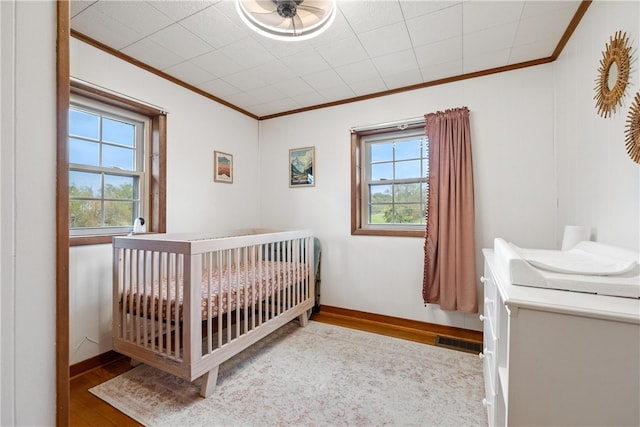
[594,31,632,118]
[625,91,640,164]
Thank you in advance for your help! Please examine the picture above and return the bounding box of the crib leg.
[298,311,309,327]
[200,366,219,398]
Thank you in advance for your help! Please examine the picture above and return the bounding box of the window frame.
[351,122,427,237]
[69,80,166,246]
[69,96,150,237]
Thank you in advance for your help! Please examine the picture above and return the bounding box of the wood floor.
[70,309,482,426]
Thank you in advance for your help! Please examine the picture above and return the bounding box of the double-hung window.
[69,95,150,238]
[351,122,428,237]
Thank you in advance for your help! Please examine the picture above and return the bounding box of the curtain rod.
[70,76,169,115]
[350,116,425,133]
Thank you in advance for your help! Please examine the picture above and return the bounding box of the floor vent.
[435,336,482,354]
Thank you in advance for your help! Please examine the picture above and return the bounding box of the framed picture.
[289,146,315,187]
[213,151,233,183]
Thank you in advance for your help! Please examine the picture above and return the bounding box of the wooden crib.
[112,229,315,397]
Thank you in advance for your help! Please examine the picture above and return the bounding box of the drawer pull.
[478,352,485,360]
[480,276,487,283]
[479,314,485,322]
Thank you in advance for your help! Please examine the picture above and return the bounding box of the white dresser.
[481,249,640,427]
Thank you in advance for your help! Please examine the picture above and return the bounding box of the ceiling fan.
[236,0,337,41]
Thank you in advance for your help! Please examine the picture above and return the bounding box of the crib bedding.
[123,260,307,323]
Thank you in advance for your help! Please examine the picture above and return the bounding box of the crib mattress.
[122,261,307,322]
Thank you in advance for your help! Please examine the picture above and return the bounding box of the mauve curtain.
[422,107,477,313]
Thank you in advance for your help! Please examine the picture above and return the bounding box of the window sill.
[70,234,126,246]
[351,228,424,238]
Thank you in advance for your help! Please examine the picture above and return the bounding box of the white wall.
[554,0,640,251]
[1,1,57,425]
[69,39,262,364]
[258,65,557,330]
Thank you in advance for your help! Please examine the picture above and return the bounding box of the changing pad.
[493,238,640,298]
[510,242,638,276]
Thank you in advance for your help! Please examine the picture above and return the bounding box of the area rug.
[90,321,487,426]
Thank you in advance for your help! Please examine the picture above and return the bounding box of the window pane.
[103,144,134,170]
[395,139,421,160]
[394,204,422,224]
[422,159,428,178]
[69,109,99,140]
[395,159,421,179]
[104,174,135,199]
[371,162,393,181]
[102,117,135,147]
[69,200,101,228]
[69,171,101,198]
[370,143,392,162]
[69,137,99,166]
[104,201,135,226]
[370,184,392,203]
[394,183,421,203]
[370,204,391,224]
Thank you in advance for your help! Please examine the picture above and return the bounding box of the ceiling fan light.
[236,0,336,42]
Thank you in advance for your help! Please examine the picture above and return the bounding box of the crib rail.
[112,229,314,381]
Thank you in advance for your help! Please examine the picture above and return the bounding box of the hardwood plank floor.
[70,310,482,426]
[70,358,142,427]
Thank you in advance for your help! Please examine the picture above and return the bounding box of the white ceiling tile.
[463,22,519,57]
[250,60,297,86]
[190,50,243,78]
[221,68,269,91]
[372,49,419,76]
[514,7,578,47]
[219,39,277,69]
[293,91,327,108]
[399,1,461,20]
[251,98,302,116]
[358,21,413,58]
[348,77,388,96]
[301,69,346,91]
[318,84,357,103]
[178,5,248,49]
[463,47,511,74]
[244,86,287,104]
[148,24,213,60]
[381,68,424,89]
[279,50,331,76]
[406,4,463,47]
[334,59,381,85]
[420,59,463,82]
[70,0,96,18]
[121,38,183,70]
[509,38,557,63]
[163,61,214,85]
[338,1,404,33]
[71,7,144,50]
[271,78,317,98]
[197,78,243,98]
[414,37,463,69]
[462,1,525,34]
[91,1,173,38]
[521,1,581,19]
[149,0,215,21]
[315,35,369,68]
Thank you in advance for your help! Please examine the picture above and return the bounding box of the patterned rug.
[90,321,487,426]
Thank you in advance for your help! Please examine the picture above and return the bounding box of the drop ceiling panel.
[69,0,584,118]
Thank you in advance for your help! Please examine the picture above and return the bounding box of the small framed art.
[213,151,233,183]
[289,146,315,187]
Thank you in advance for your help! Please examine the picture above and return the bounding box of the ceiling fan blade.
[291,14,304,36]
[297,5,326,19]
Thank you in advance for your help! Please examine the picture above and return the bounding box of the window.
[69,97,149,237]
[69,81,166,246]
[351,122,428,237]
